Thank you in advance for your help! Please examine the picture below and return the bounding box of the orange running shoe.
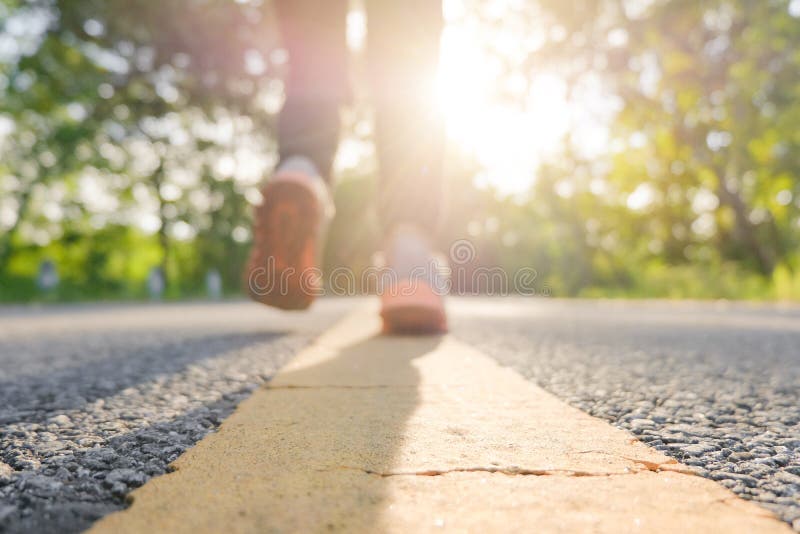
[244,158,332,310]
[379,226,448,334]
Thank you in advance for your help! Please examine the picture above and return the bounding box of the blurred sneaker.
[244,157,333,310]
[379,225,448,334]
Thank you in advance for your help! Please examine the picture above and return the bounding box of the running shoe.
[379,225,448,334]
[244,157,332,310]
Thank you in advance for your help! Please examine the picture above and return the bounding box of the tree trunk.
[151,162,170,290]
[716,177,774,275]
[0,185,35,275]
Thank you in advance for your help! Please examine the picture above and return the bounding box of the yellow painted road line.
[90,307,791,533]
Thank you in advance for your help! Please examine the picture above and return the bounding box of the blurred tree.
[1,0,799,301]
[1,0,282,298]
[534,0,800,278]
[471,0,800,294]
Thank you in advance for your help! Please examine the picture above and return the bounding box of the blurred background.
[1,0,799,303]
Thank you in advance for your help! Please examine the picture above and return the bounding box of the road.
[0,298,798,532]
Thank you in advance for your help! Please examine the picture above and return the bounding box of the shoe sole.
[244,179,320,310]
[380,304,448,335]
[381,281,447,335]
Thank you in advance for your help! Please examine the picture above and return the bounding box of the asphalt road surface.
[451,298,800,530]
[0,298,798,532]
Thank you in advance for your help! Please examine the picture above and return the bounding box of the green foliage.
[447,0,800,299]
[1,0,799,302]
[1,0,276,301]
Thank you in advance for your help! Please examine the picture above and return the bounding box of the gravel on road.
[451,298,800,531]
[0,300,350,533]
[2,298,798,532]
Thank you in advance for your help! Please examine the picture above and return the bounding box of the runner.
[245,1,447,334]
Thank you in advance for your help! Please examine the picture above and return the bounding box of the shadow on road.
[91,328,444,532]
[260,333,443,530]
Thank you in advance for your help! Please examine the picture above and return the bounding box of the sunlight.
[437,2,572,195]
[341,0,585,195]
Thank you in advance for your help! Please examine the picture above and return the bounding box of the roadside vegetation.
[1,0,799,302]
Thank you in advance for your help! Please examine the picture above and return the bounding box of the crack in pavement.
[334,461,699,479]
[266,384,416,390]
[574,450,698,475]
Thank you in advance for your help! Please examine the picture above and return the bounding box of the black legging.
[275,0,444,234]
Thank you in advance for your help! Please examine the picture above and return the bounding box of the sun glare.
[436,6,572,195]
[341,0,611,195]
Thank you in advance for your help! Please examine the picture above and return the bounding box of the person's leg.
[245,0,347,310]
[275,0,350,179]
[365,1,447,333]
[365,0,445,232]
